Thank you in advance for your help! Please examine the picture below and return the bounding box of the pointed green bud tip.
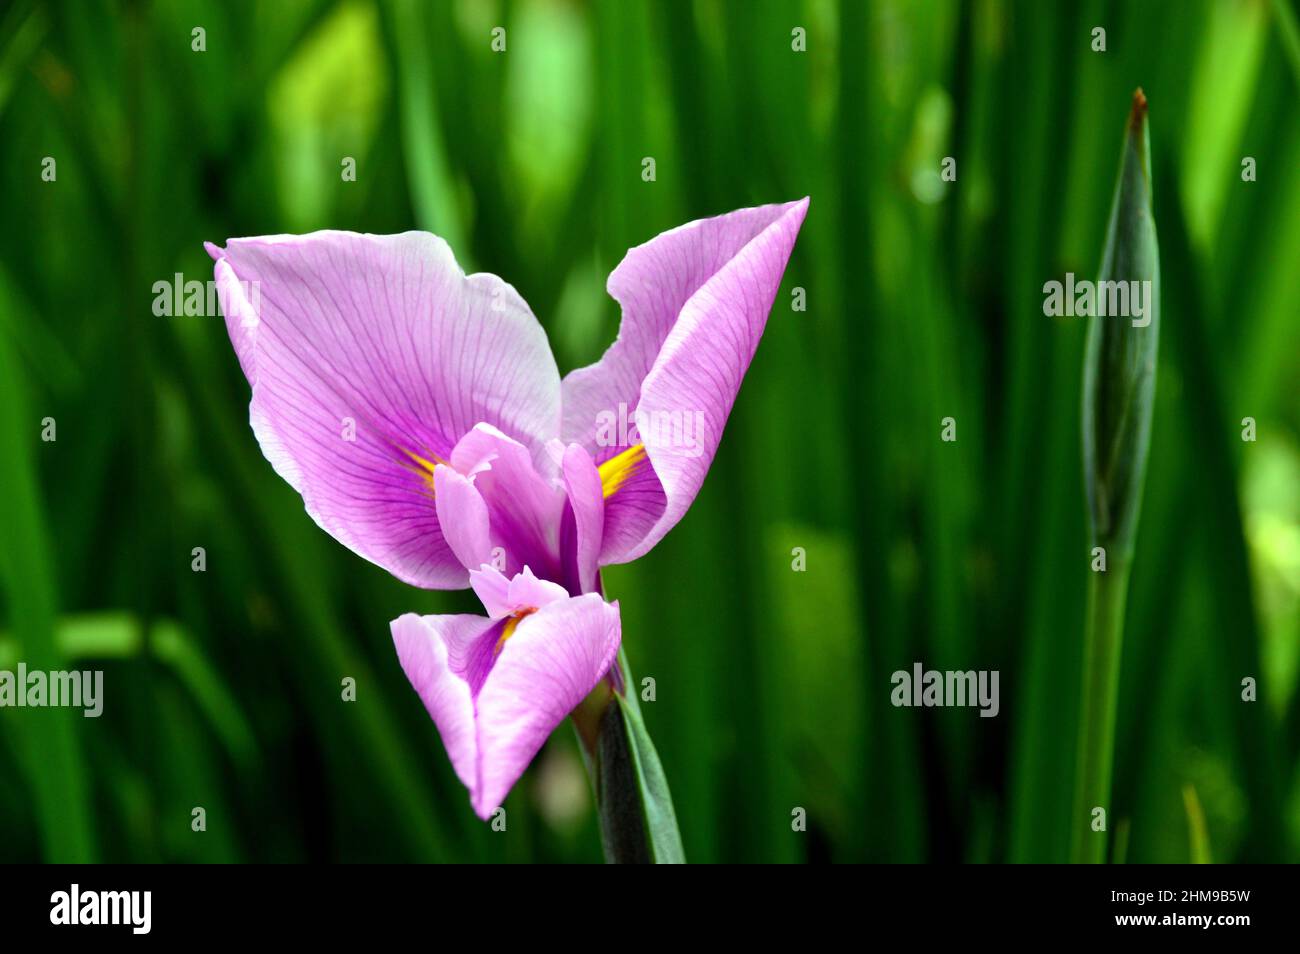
[1126,87,1150,181]
[1081,89,1161,559]
[1129,86,1147,132]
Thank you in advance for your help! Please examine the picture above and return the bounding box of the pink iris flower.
[207,198,808,818]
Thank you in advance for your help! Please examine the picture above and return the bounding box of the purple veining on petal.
[212,201,808,819]
[392,592,621,818]
[560,199,809,564]
[210,231,561,589]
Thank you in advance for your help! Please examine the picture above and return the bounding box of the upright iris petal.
[469,564,569,618]
[561,198,810,564]
[558,443,605,596]
[447,424,567,582]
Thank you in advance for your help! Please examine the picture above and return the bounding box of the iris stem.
[573,651,684,863]
[1070,559,1131,864]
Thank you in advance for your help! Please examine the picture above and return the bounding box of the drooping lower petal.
[392,594,622,819]
[390,613,498,797]
[559,200,809,564]
[207,231,561,588]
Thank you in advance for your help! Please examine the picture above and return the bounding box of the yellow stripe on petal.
[598,443,647,499]
[494,616,521,656]
[494,608,536,657]
[399,447,447,492]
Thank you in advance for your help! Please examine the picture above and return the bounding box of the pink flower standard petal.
[560,199,809,564]
[447,423,567,580]
[560,443,604,595]
[468,565,514,618]
[433,464,493,572]
[505,565,569,610]
[208,231,561,589]
[392,594,621,819]
[468,565,567,618]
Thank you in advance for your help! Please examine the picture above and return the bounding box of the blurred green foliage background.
[0,0,1297,863]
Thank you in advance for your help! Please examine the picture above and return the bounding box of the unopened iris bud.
[1081,88,1161,560]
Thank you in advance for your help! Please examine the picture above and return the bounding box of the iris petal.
[560,199,809,564]
[209,231,561,588]
[392,594,621,818]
